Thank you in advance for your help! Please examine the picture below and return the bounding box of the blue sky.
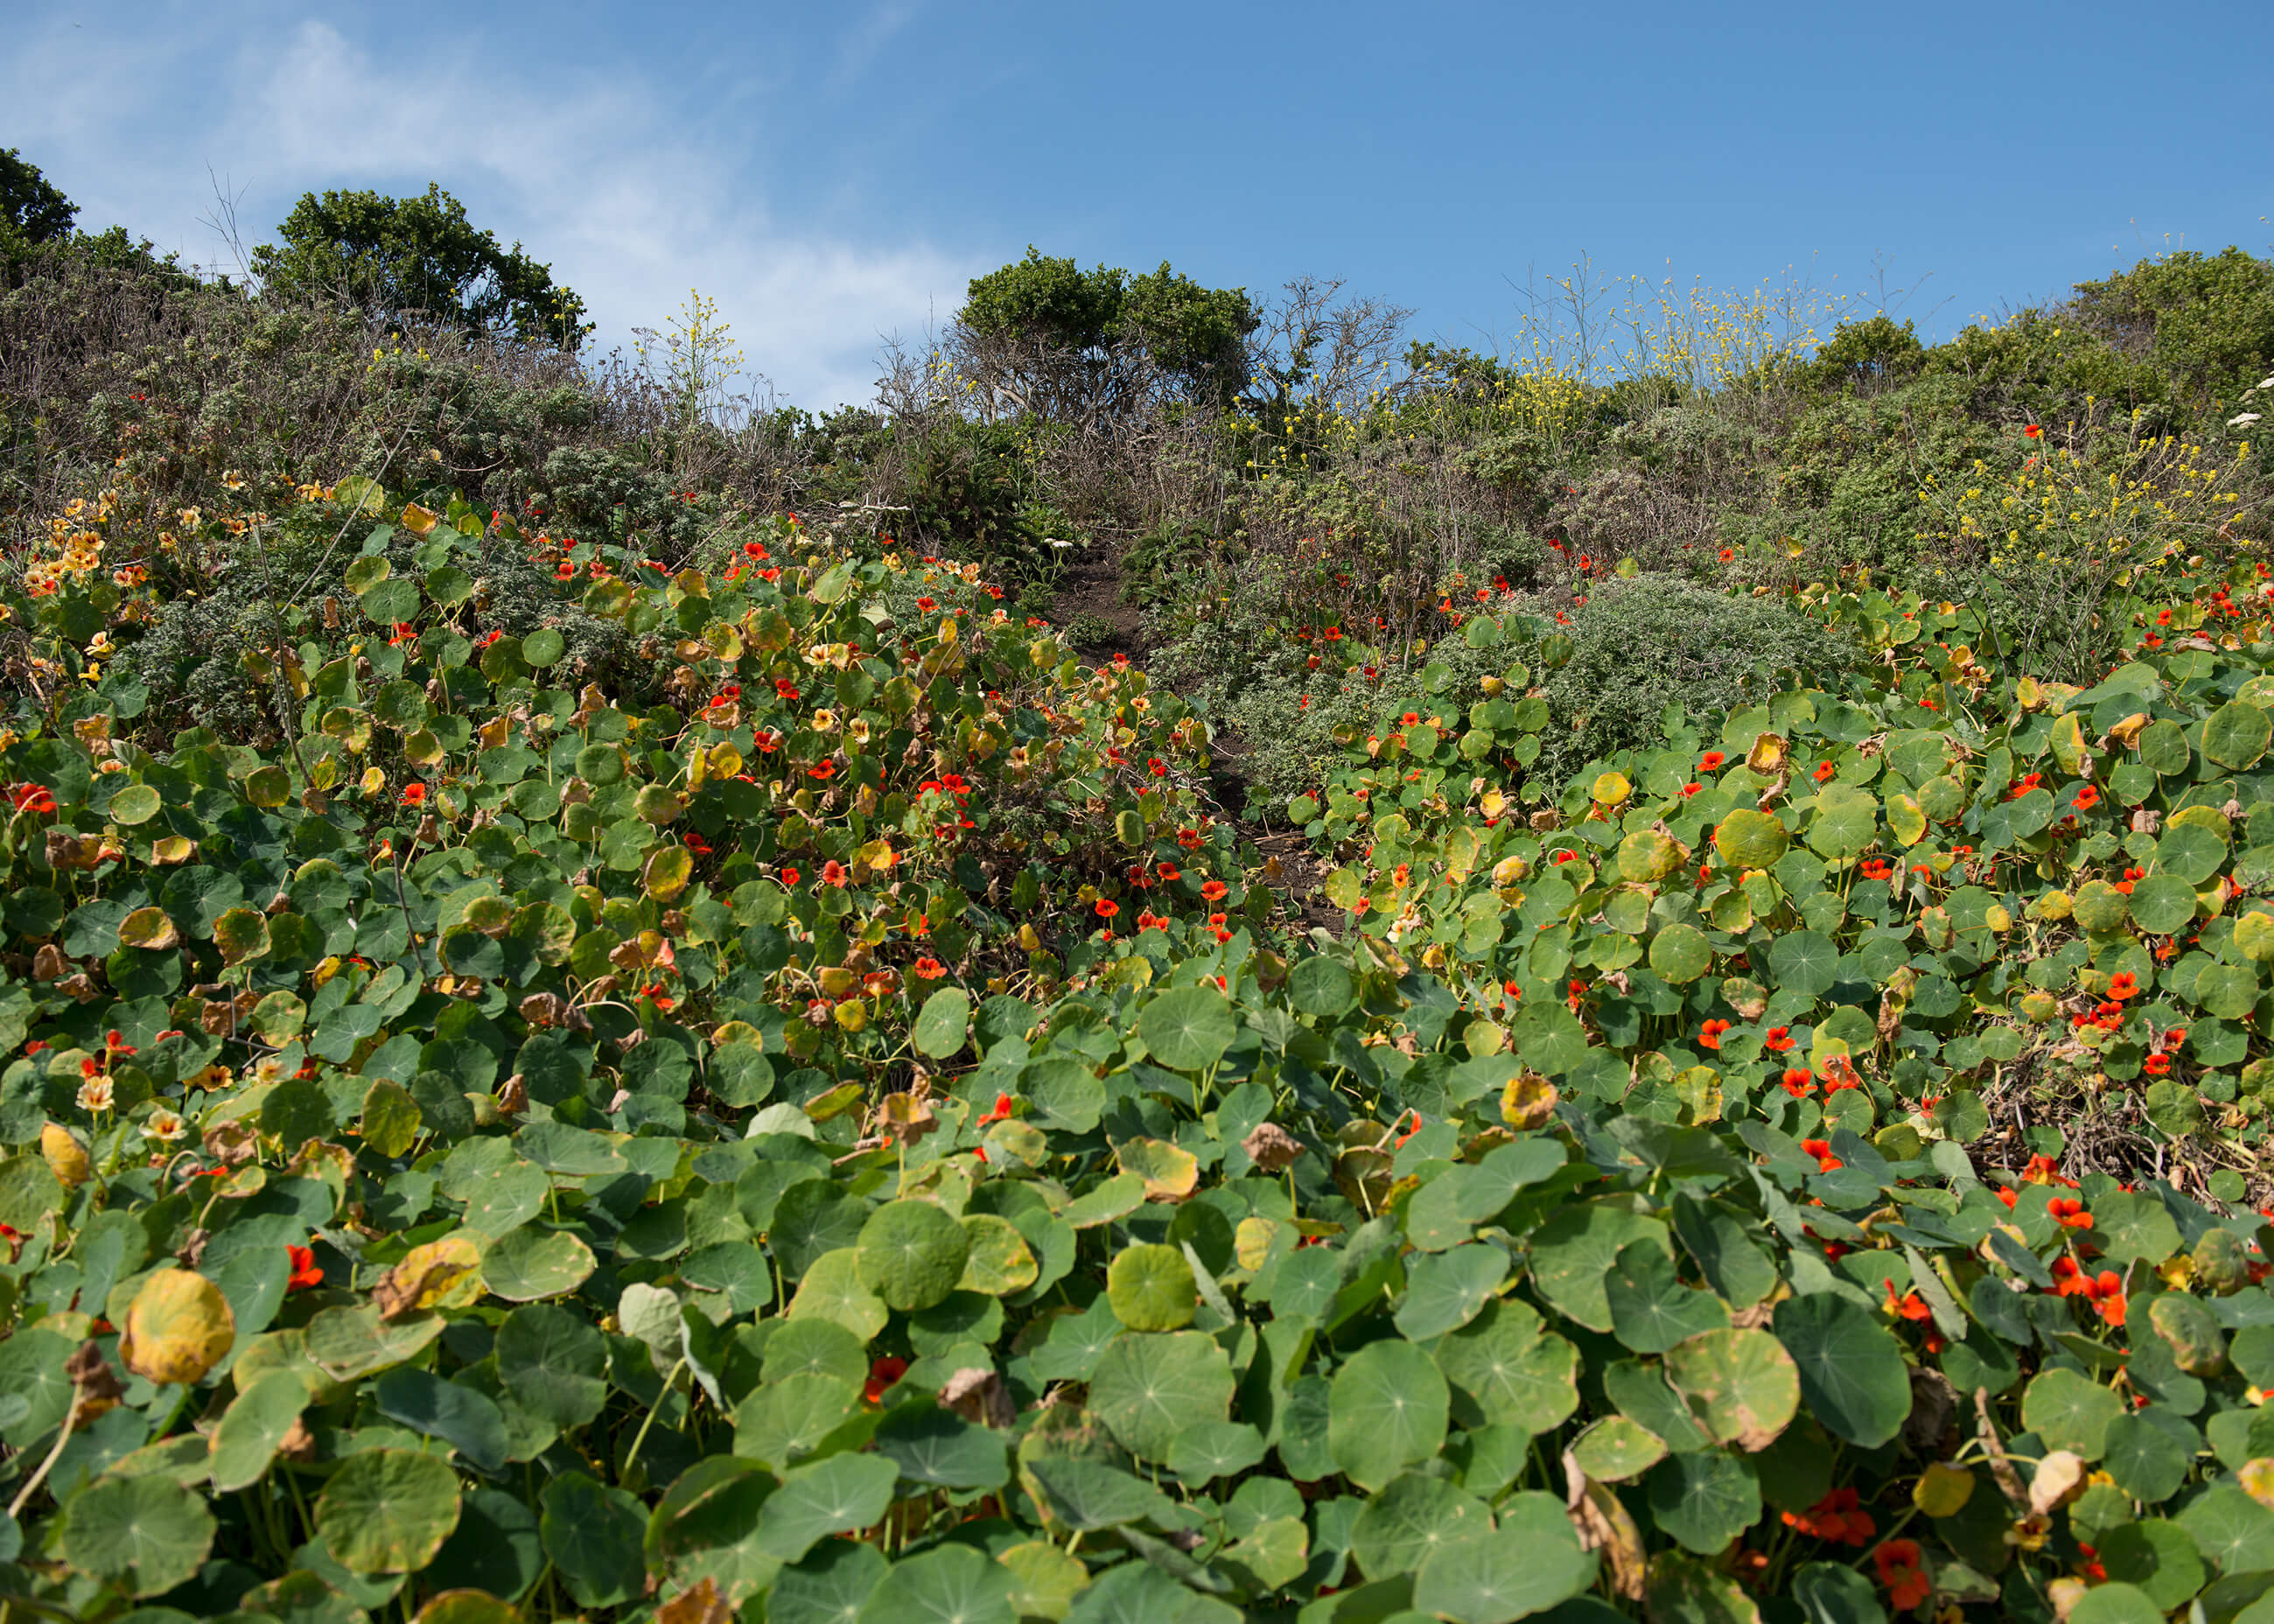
[10,0,2270,406]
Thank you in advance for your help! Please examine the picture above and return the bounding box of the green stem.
[5,1409,76,1519]
[622,1358,688,1480]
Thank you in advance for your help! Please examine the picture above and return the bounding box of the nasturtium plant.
[1,477,2273,1624]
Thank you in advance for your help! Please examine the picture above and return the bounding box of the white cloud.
[6,9,981,408]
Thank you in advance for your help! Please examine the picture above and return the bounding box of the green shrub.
[1520,576,1857,792]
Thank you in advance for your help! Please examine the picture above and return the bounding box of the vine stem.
[6,1407,77,1520]
[622,1357,688,1480]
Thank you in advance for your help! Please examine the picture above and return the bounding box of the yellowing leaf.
[41,1122,91,1188]
[374,1236,483,1319]
[1117,1138,1200,1201]
[122,1268,236,1385]
[1914,1460,1977,1517]
[1502,1071,1558,1130]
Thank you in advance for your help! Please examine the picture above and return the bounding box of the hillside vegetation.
[2,158,2274,1624]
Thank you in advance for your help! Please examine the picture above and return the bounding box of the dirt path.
[1048,540,1338,934]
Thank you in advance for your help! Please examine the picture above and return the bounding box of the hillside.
[0,210,2272,1624]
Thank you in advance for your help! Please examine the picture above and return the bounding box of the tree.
[250,184,591,350]
[1,148,78,266]
[954,248,1256,424]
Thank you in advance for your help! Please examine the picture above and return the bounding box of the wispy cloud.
[4,8,981,407]
[830,1,924,91]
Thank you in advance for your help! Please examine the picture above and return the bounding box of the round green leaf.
[493,1304,607,1428]
[2096,1518,2205,1610]
[480,1228,595,1301]
[1329,1337,1450,1491]
[1137,985,1236,1072]
[2022,1367,2124,1460]
[57,1474,216,1597]
[1288,956,1355,1017]
[789,1247,889,1341]
[773,1541,889,1624]
[1412,1493,1595,1624]
[2157,822,2229,886]
[1107,1242,1195,1332]
[1648,1448,1763,1554]
[912,987,971,1060]
[2205,701,2272,769]
[1166,1420,1267,1483]
[360,578,421,625]
[1715,808,1790,868]
[857,1200,970,1313]
[956,1213,1039,1297]
[521,627,566,668]
[1432,1298,1581,1433]
[2130,873,2199,935]
[754,1453,900,1564]
[1351,1473,1492,1578]
[1527,1201,1671,1333]
[1395,1242,1510,1340]
[1088,1331,1235,1464]
[208,1369,311,1492]
[316,1447,464,1575]
[107,783,161,825]
[2071,880,2131,935]
[1767,929,1840,998]
[1774,1293,1912,1448]
[1649,922,1713,984]
[1663,1326,1801,1452]
[2068,1583,2168,1624]
[855,1536,1015,1624]
[1570,1415,1668,1481]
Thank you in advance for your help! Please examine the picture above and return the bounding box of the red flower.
[1781,1488,1875,1547]
[821,860,849,887]
[2023,424,2043,439]
[2142,1053,2172,1076]
[1885,1280,1931,1322]
[1781,1068,1815,1098]
[401,783,428,807]
[1813,760,1836,782]
[285,1244,324,1292]
[1801,1138,1843,1172]
[1094,898,1120,920]
[1873,1540,1931,1610]
[2108,971,2138,1001]
[5,783,57,816]
[1680,782,1702,797]
[1697,1018,1732,1051]
[864,1355,908,1404]
[808,760,836,780]
[2049,1197,2093,1230]
[1200,879,1228,902]
[1698,752,1726,772]
[1763,1026,1795,1053]
[916,597,937,612]
[1156,863,1180,882]
[913,956,946,980]
[979,1093,1016,1125]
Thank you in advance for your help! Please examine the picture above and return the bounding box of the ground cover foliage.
[5,159,2274,1623]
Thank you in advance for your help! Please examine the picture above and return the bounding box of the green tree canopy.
[955,247,1256,422]
[2068,246,2274,407]
[250,184,591,351]
[1,148,78,271]
[2,149,76,246]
